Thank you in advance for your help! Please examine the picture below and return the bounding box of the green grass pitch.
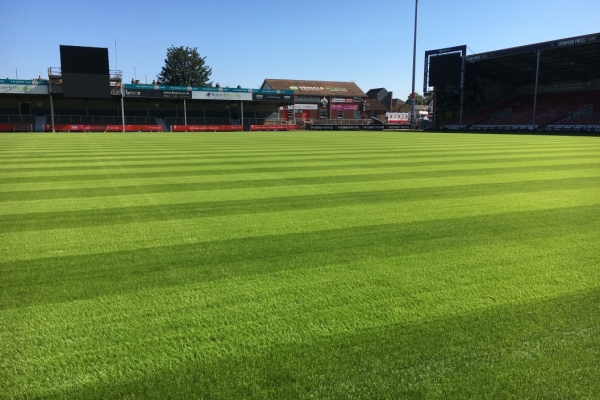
[1,131,599,399]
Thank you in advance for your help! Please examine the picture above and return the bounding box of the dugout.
[424,33,600,132]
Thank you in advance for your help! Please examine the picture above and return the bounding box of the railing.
[164,117,232,127]
[45,68,122,80]
[46,115,126,125]
[313,119,373,125]
[48,67,62,77]
[110,70,122,81]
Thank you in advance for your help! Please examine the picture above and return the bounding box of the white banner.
[0,83,48,95]
[288,104,318,110]
[192,91,253,101]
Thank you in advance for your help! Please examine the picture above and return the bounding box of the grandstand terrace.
[425,32,600,133]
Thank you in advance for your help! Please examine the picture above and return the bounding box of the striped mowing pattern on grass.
[1,132,599,399]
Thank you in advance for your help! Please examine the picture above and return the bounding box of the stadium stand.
[427,32,600,133]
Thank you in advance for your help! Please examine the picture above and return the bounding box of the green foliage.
[406,92,426,105]
[0,132,599,398]
[157,45,212,86]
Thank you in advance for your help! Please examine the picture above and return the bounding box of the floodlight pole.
[120,86,125,132]
[410,0,418,130]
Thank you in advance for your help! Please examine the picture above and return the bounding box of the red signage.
[330,104,359,111]
[170,125,243,132]
[250,124,300,131]
[0,123,32,131]
[44,124,163,132]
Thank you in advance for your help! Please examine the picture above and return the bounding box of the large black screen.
[60,45,109,74]
[60,45,111,98]
[429,53,462,87]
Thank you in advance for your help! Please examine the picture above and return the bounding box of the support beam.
[532,50,543,128]
[121,93,125,132]
[241,101,244,129]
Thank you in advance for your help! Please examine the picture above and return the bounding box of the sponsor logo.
[558,37,587,46]
[290,85,324,91]
[125,89,141,96]
[289,85,349,92]
[204,92,244,99]
[326,87,348,92]
[296,96,320,102]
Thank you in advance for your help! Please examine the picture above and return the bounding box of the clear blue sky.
[2,0,599,100]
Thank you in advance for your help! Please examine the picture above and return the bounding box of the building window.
[287,109,293,119]
[320,110,327,118]
[354,111,360,119]
[337,110,344,118]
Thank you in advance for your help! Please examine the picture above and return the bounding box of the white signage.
[192,91,253,101]
[288,104,318,110]
[0,84,48,95]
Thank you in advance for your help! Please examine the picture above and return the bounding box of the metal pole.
[184,98,187,125]
[410,0,418,129]
[241,100,244,130]
[432,91,436,131]
[49,93,55,133]
[459,54,465,126]
[121,90,125,132]
[532,50,542,129]
[47,72,56,132]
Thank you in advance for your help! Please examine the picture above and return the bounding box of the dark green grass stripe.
[60,288,600,399]
[1,146,597,166]
[0,141,592,157]
[2,155,599,183]
[2,164,599,202]
[2,177,598,233]
[1,205,597,310]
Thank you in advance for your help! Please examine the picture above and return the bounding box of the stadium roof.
[465,32,600,87]
[262,79,366,97]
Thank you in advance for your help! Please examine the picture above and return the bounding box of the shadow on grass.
[58,288,600,399]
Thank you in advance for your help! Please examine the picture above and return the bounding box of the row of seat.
[44,115,158,125]
[446,90,600,130]
[0,114,36,123]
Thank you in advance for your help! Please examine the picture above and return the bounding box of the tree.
[157,46,212,87]
[406,93,426,105]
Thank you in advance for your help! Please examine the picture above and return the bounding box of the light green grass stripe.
[0,187,597,262]
[1,159,598,192]
[1,155,598,185]
[1,231,597,397]
[1,154,599,182]
[1,144,597,167]
[0,170,598,216]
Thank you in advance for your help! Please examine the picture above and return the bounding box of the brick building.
[261,79,367,122]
